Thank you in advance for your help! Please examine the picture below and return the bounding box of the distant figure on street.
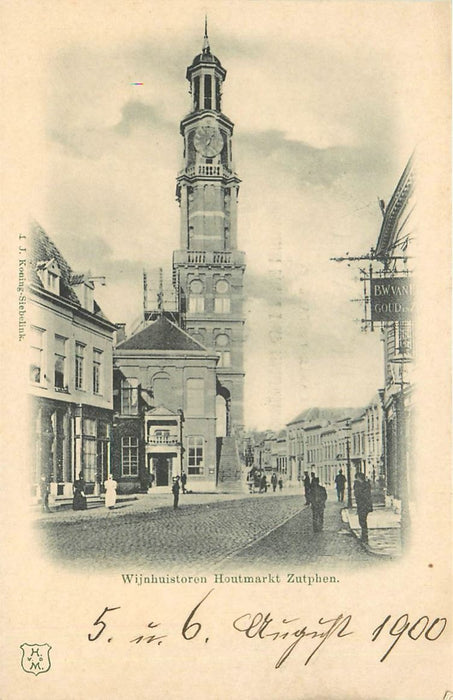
[40,475,51,513]
[271,472,278,492]
[303,471,311,505]
[310,470,316,488]
[259,474,267,493]
[172,476,180,510]
[310,477,327,533]
[104,474,118,510]
[334,469,346,502]
[278,477,283,491]
[181,471,188,494]
[73,472,87,510]
[354,472,373,543]
[254,471,261,491]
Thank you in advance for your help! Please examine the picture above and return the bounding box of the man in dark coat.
[271,472,278,492]
[310,477,327,533]
[334,469,346,502]
[181,471,187,494]
[303,471,311,505]
[354,472,373,543]
[172,476,180,510]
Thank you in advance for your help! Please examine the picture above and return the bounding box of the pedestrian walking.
[40,475,51,513]
[278,477,283,491]
[271,472,278,492]
[310,477,327,533]
[181,471,188,494]
[334,469,346,502]
[303,471,311,505]
[104,474,118,510]
[354,472,373,543]
[172,476,180,510]
[259,473,267,493]
[72,472,87,510]
[310,470,316,488]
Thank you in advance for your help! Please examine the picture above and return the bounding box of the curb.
[341,508,397,560]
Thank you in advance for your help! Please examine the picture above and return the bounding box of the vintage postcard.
[1,1,451,698]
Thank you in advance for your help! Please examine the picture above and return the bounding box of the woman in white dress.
[104,474,118,510]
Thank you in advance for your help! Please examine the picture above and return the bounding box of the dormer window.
[36,258,61,295]
[70,276,95,313]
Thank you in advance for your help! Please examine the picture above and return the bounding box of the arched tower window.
[215,333,231,367]
[214,279,230,313]
[188,279,204,312]
[193,76,200,111]
[204,74,212,109]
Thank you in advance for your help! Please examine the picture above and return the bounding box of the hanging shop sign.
[370,277,413,322]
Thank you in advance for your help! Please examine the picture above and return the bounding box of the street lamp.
[336,419,352,508]
[345,420,353,508]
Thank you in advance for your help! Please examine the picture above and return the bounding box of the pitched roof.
[29,223,112,323]
[116,315,210,353]
[29,223,80,305]
[287,407,357,426]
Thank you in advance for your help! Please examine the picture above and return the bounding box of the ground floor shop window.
[83,437,97,482]
[187,436,203,475]
[122,437,139,476]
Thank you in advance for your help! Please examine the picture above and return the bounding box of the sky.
[17,1,444,430]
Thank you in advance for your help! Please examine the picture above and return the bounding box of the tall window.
[215,77,221,111]
[121,378,139,415]
[122,437,139,476]
[83,428,97,483]
[193,76,200,111]
[54,335,66,389]
[204,74,212,109]
[214,279,230,313]
[215,333,231,368]
[93,349,103,394]
[187,436,204,475]
[186,378,204,415]
[188,279,204,313]
[30,326,44,383]
[75,342,85,390]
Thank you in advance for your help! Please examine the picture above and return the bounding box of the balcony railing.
[147,436,179,446]
[173,250,245,267]
[187,251,206,264]
[184,164,231,177]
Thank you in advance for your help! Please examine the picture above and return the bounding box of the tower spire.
[202,14,210,55]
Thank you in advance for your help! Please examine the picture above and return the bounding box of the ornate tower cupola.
[186,18,227,113]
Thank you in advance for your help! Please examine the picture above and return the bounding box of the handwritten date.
[87,591,446,668]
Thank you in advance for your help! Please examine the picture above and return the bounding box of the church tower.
[173,22,245,434]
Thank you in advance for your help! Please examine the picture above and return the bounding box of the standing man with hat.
[172,476,180,510]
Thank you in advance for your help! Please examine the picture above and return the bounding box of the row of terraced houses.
[242,398,383,488]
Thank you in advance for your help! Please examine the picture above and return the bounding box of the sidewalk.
[342,504,402,558]
[32,488,290,522]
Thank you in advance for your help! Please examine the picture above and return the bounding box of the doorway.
[153,455,172,486]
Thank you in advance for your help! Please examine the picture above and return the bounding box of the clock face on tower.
[194,125,224,157]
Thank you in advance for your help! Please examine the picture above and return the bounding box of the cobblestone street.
[221,498,375,569]
[35,491,378,571]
